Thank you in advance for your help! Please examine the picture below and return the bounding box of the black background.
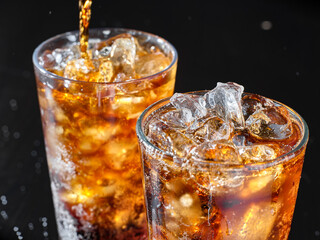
[0,0,319,239]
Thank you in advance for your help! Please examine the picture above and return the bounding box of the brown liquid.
[35,2,178,238]
[79,0,92,58]
[37,30,176,238]
[140,93,306,240]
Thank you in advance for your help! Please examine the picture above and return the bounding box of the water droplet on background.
[20,186,26,193]
[9,99,18,111]
[28,222,34,231]
[1,211,8,220]
[1,195,7,205]
[31,150,38,157]
[261,20,272,30]
[33,140,41,147]
[13,132,21,139]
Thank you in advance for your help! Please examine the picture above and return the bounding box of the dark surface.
[0,0,319,239]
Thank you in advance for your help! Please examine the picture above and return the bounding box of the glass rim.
[136,90,309,171]
[32,27,178,85]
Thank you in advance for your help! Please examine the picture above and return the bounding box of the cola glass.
[32,28,177,239]
[136,89,308,240]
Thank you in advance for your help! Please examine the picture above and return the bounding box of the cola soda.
[33,28,177,239]
[137,83,308,240]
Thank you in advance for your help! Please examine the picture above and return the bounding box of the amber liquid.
[79,0,92,58]
[37,70,176,239]
[36,26,177,239]
[35,2,178,239]
[140,101,306,240]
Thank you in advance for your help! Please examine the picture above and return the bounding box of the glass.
[32,28,177,240]
[136,91,308,240]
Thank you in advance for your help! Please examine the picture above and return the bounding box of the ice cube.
[246,106,293,140]
[147,119,196,157]
[135,52,171,77]
[39,50,56,69]
[97,46,112,58]
[97,60,114,82]
[232,132,248,147]
[78,139,101,155]
[190,141,242,164]
[114,72,127,82]
[160,109,193,130]
[104,139,138,170]
[110,37,136,76]
[192,168,245,198]
[163,179,204,227]
[204,82,245,129]
[76,119,119,155]
[240,165,284,199]
[239,144,277,163]
[64,58,98,81]
[165,178,189,195]
[52,46,79,69]
[170,93,207,125]
[223,203,279,240]
[112,94,146,119]
[192,116,231,142]
[94,33,133,51]
[241,94,274,120]
[240,174,273,199]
